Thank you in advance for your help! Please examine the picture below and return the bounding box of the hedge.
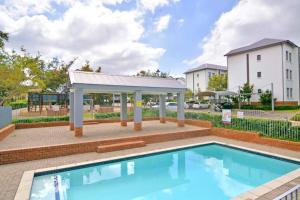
[182,112,300,142]
[241,105,300,111]
[94,108,160,119]
[12,116,69,124]
[7,100,28,110]
[291,114,300,121]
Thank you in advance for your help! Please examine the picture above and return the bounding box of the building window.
[286,51,288,60]
[258,89,262,93]
[257,55,261,61]
[212,73,215,76]
[290,70,292,80]
[286,69,289,79]
[287,88,290,98]
[290,88,293,98]
[257,72,261,78]
[197,83,199,87]
[197,74,199,78]
[289,52,292,62]
[208,72,212,78]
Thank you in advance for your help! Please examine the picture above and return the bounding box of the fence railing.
[273,184,299,200]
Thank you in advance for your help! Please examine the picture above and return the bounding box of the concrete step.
[96,140,146,153]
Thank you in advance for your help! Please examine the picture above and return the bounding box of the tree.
[207,73,227,91]
[78,61,93,72]
[95,66,102,73]
[43,58,75,92]
[0,31,8,49]
[240,83,254,103]
[136,69,169,78]
[259,90,273,105]
[185,89,193,101]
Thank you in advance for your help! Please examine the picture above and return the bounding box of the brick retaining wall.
[0,124,15,141]
[212,128,300,152]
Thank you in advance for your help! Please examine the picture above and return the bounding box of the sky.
[0,0,300,77]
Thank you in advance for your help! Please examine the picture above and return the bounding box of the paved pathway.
[0,121,202,150]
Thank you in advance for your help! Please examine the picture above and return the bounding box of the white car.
[166,102,177,110]
[152,102,177,110]
[192,102,209,109]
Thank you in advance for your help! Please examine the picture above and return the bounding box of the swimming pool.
[30,143,300,200]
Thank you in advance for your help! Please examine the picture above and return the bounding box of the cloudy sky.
[0,0,299,76]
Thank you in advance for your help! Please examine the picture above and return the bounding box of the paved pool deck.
[1,136,300,200]
[0,121,203,150]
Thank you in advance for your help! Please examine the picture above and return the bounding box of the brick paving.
[0,121,202,150]
[0,136,300,200]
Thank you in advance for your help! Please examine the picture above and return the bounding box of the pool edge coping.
[14,140,300,200]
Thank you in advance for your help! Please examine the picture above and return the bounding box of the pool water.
[30,144,300,200]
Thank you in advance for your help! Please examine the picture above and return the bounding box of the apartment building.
[225,38,300,105]
[184,63,227,94]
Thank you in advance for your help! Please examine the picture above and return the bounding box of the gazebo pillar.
[134,91,142,131]
[120,93,128,126]
[69,91,74,131]
[74,87,83,137]
[177,92,185,127]
[159,94,166,123]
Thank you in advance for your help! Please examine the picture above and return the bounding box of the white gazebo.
[69,71,186,137]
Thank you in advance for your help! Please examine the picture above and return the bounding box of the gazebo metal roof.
[69,71,186,94]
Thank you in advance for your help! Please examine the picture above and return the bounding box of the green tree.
[259,90,272,105]
[207,74,227,91]
[0,31,8,49]
[78,61,93,72]
[43,58,75,92]
[240,83,254,103]
[185,89,193,101]
[136,69,169,78]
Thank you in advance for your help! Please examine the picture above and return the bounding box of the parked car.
[185,101,195,109]
[166,102,177,110]
[192,102,210,109]
[152,102,177,110]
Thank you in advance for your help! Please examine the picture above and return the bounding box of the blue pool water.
[30,144,300,200]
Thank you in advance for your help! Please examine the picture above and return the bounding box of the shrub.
[13,116,69,124]
[7,100,28,110]
[259,90,272,105]
[291,114,300,121]
[182,111,299,142]
[241,105,300,111]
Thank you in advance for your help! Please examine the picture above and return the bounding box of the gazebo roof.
[69,71,186,94]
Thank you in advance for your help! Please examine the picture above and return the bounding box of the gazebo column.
[69,91,74,131]
[74,87,83,137]
[134,91,142,131]
[120,93,128,126]
[159,94,166,123]
[177,92,185,127]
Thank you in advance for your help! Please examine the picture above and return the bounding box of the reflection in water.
[31,144,300,200]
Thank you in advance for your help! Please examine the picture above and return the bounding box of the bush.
[182,111,300,142]
[241,105,300,111]
[291,114,300,121]
[259,90,272,105]
[13,116,69,124]
[7,100,28,110]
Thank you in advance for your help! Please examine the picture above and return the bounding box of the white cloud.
[177,18,184,27]
[187,0,300,66]
[138,0,179,13]
[0,0,166,74]
[154,15,171,32]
